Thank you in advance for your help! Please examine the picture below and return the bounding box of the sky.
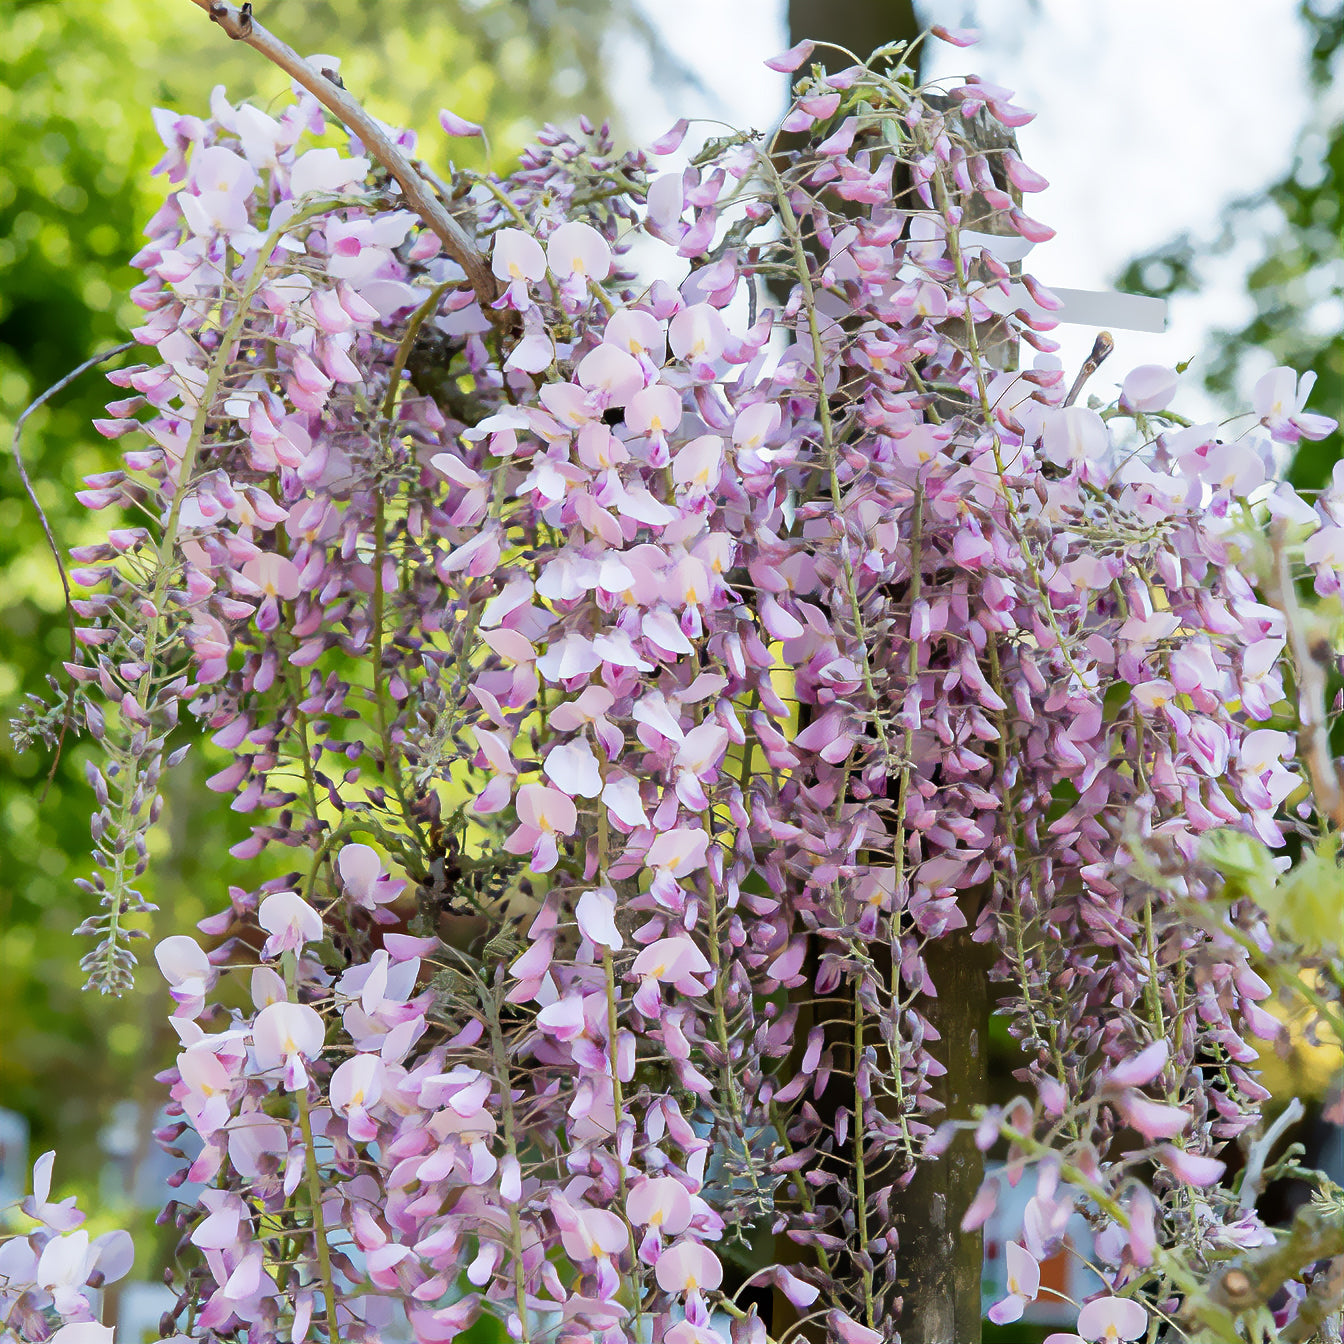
[607,0,1317,418]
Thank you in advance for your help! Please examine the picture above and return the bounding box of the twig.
[1239,1096,1305,1214]
[189,0,498,309]
[1063,330,1115,408]
[1266,523,1344,830]
[11,341,136,797]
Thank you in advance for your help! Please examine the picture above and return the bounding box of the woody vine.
[5,10,1343,1344]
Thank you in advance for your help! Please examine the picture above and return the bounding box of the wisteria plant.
[7,7,1344,1344]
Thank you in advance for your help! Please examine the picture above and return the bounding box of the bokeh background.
[1,0,1339,1337]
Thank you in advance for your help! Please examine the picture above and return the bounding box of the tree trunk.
[891,926,995,1344]
[789,0,919,66]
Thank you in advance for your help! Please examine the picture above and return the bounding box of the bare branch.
[1063,330,1115,407]
[1239,1097,1305,1214]
[189,0,499,310]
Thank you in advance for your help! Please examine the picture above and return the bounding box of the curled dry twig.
[189,0,499,309]
[11,341,136,795]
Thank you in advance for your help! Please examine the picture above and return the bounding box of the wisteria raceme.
[33,23,1343,1344]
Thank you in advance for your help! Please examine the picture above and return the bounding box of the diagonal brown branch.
[188,0,499,309]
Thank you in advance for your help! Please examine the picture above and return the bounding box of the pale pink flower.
[240,552,301,631]
[960,1174,1000,1231]
[577,344,645,407]
[829,1313,884,1344]
[1128,1185,1158,1267]
[21,1152,84,1232]
[251,1001,325,1091]
[576,887,623,951]
[1077,1296,1148,1342]
[774,1266,820,1308]
[176,1045,236,1136]
[626,1176,692,1234]
[241,551,301,597]
[546,220,612,285]
[544,739,603,798]
[337,843,405,911]
[330,1053,385,1142]
[989,1241,1040,1323]
[602,774,650,828]
[257,891,322,958]
[646,827,710,877]
[155,935,217,1018]
[536,993,588,1041]
[491,228,546,307]
[438,107,483,138]
[1254,367,1336,444]
[665,1323,729,1344]
[1101,1040,1168,1090]
[674,721,730,809]
[673,434,724,493]
[503,783,578,872]
[764,39,815,72]
[558,1206,628,1264]
[181,145,258,242]
[655,1238,722,1294]
[37,1230,96,1316]
[289,147,369,196]
[1042,405,1108,468]
[732,402,781,462]
[631,936,712,1014]
[604,307,667,364]
[1120,365,1178,414]
[626,383,683,460]
[669,303,728,365]
[49,1325,116,1344]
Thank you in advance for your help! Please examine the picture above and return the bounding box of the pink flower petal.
[764,39,815,72]
[439,108,483,138]
[1078,1297,1148,1342]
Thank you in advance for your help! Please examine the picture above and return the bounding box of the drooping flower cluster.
[45,26,1341,1344]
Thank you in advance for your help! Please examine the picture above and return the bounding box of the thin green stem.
[486,994,533,1343]
[283,949,338,1342]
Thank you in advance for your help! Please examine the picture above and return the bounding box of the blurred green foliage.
[1117,0,1342,492]
[0,0,646,1225]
